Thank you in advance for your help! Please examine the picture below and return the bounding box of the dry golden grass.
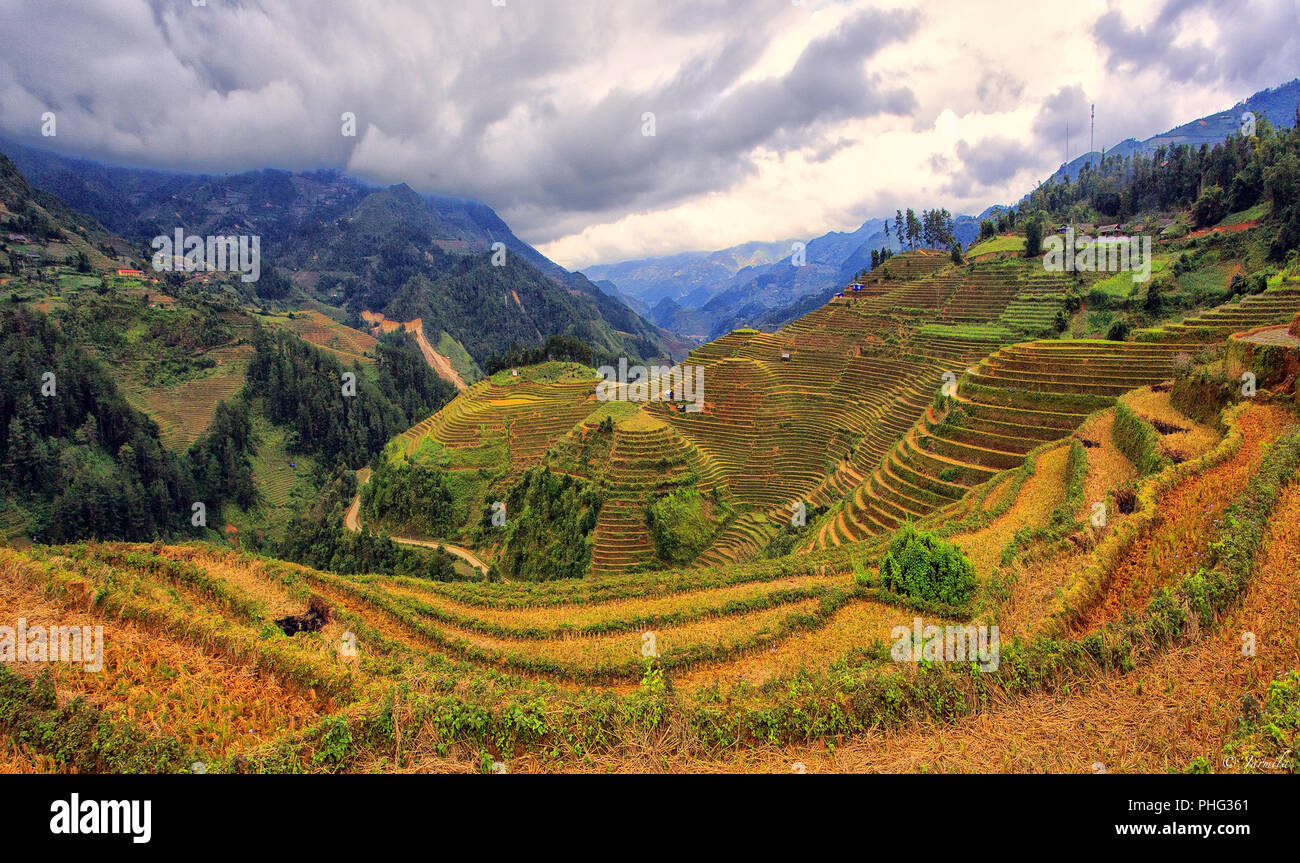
[953,443,1069,577]
[381,572,848,632]
[1075,408,1137,520]
[437,598,825,671]
[159,547,301,618]
[0,556,323,756]
[279,571,444,660]
[671,596,958,692]
[1120,387,1218,462]
[495,478,1300,774]
[1072,403,1292,633]
[0,742,67,774]
[995,547,1094,640]
[978,473,1017,515]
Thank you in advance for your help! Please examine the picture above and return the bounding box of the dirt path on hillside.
[343,470,488,575]
[406,322,467,391]
[344,492,362,532]
[1186,219,1261,239]
[380,533,490,574]
[360,311,466,390]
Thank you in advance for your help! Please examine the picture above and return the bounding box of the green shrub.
[878,524,977,607]
[489,467,601,581]
[646,488,719,565]
[1112,403,1169,476]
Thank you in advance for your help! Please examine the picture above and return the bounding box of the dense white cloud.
[0,0,1295,269]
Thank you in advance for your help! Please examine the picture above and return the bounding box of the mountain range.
[1048,78,1300,184]
[0,139,690,373]
[583,79,1300,341]
[4,78,1298,352]
[588,214,983,340]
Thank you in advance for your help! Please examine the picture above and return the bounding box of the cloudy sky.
[0,0,1297,268]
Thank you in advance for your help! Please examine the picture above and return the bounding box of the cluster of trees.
[3,202,62,243]
[762,501,826,559]
[645,488,720,565]
[359,457,455,537]
[276,470,464,580]
[480,466,601,581]
[69,250,91,273]
[244,325,454,470]
[373,330,458,426]
[976,208,1022,242]
[1023,110,1300,260]
[868,247,895,270]
[253,266,293,300]
[483,334,596,374]
[1,300,459,545]
[187,400,259,514]
[889,208,958,251]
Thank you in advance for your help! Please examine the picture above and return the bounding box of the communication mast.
[1090,104,1095,162]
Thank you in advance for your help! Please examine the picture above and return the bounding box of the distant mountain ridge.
[587,214,981,340]
[0,137,686,366]
[585,79,1300,342]
[1048,78,1300,184]
[584,239,796,308]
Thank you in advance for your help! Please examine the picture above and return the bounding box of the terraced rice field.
[131,345,254,450]
[814,339,1201,548]
[4,374,1297,773]
[397,364,597,471]
[368,250,1269,576]
[1136,286,1300,341]
[267,310,377,364]
[650,257,1065,561]
[361,251,1298,594]
[1070,403,1293,633]
[587,415,722,575]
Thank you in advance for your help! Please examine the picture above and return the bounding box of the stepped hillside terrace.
[812,274,1300,548]
[8,385,1294,772]
[379,249,1300,576]
[389,252,1080,572]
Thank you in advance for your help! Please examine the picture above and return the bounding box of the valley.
[1,70,1299,780]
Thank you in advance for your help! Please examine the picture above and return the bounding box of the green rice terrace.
[364,245,1300,578]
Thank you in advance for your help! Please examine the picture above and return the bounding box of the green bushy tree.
[877,524,977,607]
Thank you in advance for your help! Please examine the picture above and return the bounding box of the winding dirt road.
[344,472,489,575]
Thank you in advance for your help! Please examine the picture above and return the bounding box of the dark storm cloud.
[1030,84,1090,143]
[942,83,1086,198]
[1092,0,1300,86]
[0,0,920,243]
[941,135,1037,197]
[366,5,922,240]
